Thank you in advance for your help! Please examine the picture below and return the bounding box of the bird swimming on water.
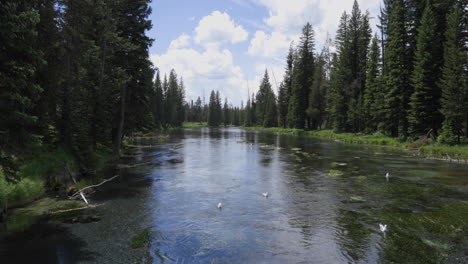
[262,192,269,198]
[217,202,222,209]
[379,223,387,233]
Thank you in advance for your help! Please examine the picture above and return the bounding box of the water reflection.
[1,128,466,263]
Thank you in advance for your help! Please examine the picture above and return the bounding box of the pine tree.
[383,0,411,137]
[287,23,315,129]
[307,54,328,130]
[194,97,203,123]
[278,45,295,127]
[0,0,42,143]
[363,35,383,132]
[223,99,230,126]
[277,82,289,128]
[176,78,186,126]
[408,2,442,138]
[255,71,277,127]
[438,4,467,144]
[328,13,352,132]
[0,0,42,180]
[208,90,218,127]
[153,72,164,128]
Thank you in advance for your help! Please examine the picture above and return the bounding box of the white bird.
[262,192,269,198]
[385,172,390,181]
[379,223,387,233]
[217,202,222,209]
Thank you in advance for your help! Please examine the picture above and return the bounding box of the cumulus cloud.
[248,31,292,58]
[151,47,248,105]
[194,11,249,48]
[249,0,380,54]
[169,33,191,50]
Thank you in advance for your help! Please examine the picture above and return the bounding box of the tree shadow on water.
[0,221,99,264]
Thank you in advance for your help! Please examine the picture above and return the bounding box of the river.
[1,128,467,263]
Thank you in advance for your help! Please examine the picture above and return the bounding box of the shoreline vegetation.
[241,127,468,163]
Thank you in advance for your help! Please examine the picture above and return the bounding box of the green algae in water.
[348,196,366,203]
[129,228,152,249]
[6,198,84,233]
[377,201,468,264]
[330,162,348,168]
[328,169,344,176]
[406,169,446,179]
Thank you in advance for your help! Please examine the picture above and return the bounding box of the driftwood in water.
[69,175,119,201]
[49,203,103,214]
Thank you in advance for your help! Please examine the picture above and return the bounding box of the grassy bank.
[241,127,468,161]
[1,144,115,218]
[182,122,208,128]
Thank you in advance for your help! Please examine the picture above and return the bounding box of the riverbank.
[182,122,208,128]
[0,144,115,227]
[241,127,468,162]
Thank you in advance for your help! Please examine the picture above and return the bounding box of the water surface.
[2,128,467,263]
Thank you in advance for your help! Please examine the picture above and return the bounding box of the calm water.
[2,128,467,263]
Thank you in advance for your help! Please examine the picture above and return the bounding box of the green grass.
[1,144,115,213]
[241,127,468,161]
[182,122,208,128]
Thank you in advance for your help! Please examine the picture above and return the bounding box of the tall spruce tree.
[438,4,467,144]
[328,13,352,132]
[307,53,328,130]
[408,2,442,137]
[287,23,315,129]
[208,90,218,127]
[223,99,230,126]
[363,35,383,132]
[383,0,411,137]
[278,45,295,127]
[153,72,164,128]
[255,71,277,127]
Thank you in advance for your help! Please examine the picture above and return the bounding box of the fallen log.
[49,203,103,214]
[69,175,119,199]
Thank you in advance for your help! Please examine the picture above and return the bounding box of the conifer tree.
[0,1,42,145]
[287,23,315,129]
[256,71,277,127]
[208,90,218,127]
[223,99,230,126]
[363,36,383,132]
[307,54,328,130]
[383,0,411,137]
[438,4,467,144]
[408,2,442,137]
[153,72,164,128]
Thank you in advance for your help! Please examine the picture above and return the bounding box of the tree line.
[242,0,467,145]
[0,0,187,181]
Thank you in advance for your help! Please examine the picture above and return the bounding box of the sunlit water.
[1,128,467,263]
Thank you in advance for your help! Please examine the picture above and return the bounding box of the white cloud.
[194,11,249,48]
[249,0,381,52]
[169,33,191,50]
[151,47,249,105]
[248,31,292,58]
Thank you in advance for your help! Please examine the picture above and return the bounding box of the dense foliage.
[0,0,187,189]
[249,0,467,145]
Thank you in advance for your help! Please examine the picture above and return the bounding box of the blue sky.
[148,0,381,105]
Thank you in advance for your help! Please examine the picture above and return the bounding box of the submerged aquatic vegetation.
[378,201,468,264]
[129,228,152,249]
